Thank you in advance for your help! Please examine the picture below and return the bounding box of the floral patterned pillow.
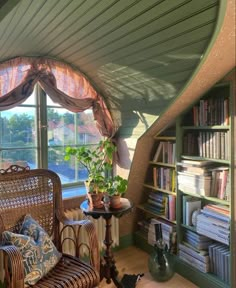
[2,215,61,286]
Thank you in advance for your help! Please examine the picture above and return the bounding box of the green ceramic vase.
[148,223,175,282]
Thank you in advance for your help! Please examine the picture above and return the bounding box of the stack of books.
[145,192,176,221]
[177,160,214,196]
[153,167,175,192]
[177,160,229,199]
[148,218,177,253]
[180,230,212,273]
[183,230,213,250]
[179,242,210,273]
[153,141,176,164]
[144,192,168,216]
[196,204,230,245]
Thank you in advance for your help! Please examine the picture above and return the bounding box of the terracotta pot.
[109,195,121,209]
[88,192,104,208]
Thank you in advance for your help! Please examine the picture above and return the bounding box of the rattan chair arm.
[0,245,24,288]
[61,217,100,274]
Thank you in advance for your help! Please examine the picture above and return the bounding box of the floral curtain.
[0,57,115,137]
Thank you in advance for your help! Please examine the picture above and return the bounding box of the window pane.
[0,97,38,170]
[47,107,102,185]
[48,146,88,185]
[0,149,37,169]
[0,107,36,148]
[47,95,60,106]
[22,90,36,105]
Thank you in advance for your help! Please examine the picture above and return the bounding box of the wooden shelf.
[181,155,230,165]
[154,136,176,141]
[149,161,175,168]
[137,204,176,224]
[178,190,230,205]
[143,183,176,195]
[182,125,230,130]
[181,223,197,232]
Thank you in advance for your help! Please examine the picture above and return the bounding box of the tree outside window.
[0,85,102,187]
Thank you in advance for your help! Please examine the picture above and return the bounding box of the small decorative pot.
[88,192,104,208]
[109,195,121,209]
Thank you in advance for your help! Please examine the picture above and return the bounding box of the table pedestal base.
[100,216,123,288]
[80,199,134,288]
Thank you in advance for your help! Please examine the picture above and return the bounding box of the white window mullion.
[36,85,48,168]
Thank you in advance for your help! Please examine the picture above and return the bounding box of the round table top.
[80,197,133,219]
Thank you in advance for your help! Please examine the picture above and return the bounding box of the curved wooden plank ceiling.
[0,0,231,138]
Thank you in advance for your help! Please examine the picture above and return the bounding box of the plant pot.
[88,192,104,208]
[109,195,122,209]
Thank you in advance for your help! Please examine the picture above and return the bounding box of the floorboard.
[99,246,198,287]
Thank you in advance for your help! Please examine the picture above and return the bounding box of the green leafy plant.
[105,175,128,196]
[65,139,116,193]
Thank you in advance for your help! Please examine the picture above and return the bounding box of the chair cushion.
[2,214,61,286]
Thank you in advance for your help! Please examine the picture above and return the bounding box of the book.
[149,218,176,233]
[208,243,220,273]
[179,243,209,263]
[177,162,212,175]
[178,172,212,196]
[196,221,230,238]
[179,250,210,273]
[201,209,230,223]
[182,195,193,225]
[184,230,212,250]
[204,204,230,215]
[224,251,230,283]
[217,169,229,199]
[178,172,212,188]
[196,213,230,230]
[153,167,157,187]
[185,198,201,226]
[180,159,215,167]
[196,226,229,245]
[178,184,211,197]
[153,142,163,162]
[168,195,176,221]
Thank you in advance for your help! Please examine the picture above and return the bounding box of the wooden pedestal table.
[80,198,133,288]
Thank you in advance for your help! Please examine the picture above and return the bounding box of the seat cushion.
[2,214,61,286]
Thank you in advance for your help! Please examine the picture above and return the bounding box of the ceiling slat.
[74,5,218,69]
[48,0,141,57]
[0,0,222,134]
[89,24,214,81]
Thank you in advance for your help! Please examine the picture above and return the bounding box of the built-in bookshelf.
[175,83,233,288]
[135,79,235,288]
[136,127,177,254]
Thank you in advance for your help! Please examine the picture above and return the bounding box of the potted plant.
[105,175,128,209]
[64,139,116,208]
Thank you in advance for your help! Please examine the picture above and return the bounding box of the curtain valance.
[0,57,115,137]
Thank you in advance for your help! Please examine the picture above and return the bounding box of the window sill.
[62,185,87,210]
[62,185,86,199]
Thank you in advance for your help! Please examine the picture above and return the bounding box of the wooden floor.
[99,246,198,288]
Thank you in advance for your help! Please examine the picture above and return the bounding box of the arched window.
[0,57,115,196]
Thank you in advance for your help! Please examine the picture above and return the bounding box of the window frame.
[0,84,103,196]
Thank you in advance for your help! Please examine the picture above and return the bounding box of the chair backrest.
[0,165,63,247]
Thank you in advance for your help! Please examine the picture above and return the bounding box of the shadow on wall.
[115,137,132,170]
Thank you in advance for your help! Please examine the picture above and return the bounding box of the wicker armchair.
[0,165,100,288]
